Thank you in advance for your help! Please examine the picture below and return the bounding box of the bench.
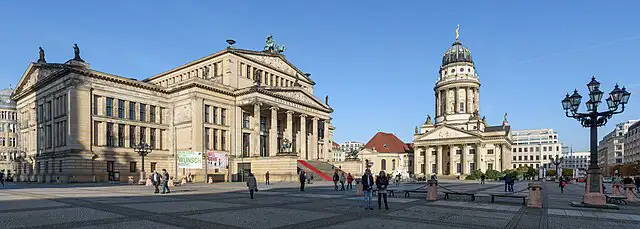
[490,193,527,205]
[404,190,428,197]
[444,191,476,201]
[373,189,396,197]
[605,195,627,205]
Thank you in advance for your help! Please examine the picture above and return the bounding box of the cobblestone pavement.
[1,180,639,229]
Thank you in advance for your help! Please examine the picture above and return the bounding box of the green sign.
[178,151,202,169]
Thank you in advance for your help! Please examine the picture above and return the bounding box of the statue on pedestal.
[278,138,293,155]
[73,44,84,62]
[38,47,46,63]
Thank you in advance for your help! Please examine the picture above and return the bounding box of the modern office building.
[0,88,20,180]
[623,121,640,163]
[562,151,590,177]
[598,120,638,175]
[511,128,562,170]
[340,141,364,154]
[331,142,345,162]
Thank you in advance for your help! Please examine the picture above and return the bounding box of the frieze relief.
[244,55,296,76]
[272,91,318,107]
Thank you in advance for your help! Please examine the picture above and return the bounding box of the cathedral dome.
[441,40,473,67]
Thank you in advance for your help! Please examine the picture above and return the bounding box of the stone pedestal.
[208,177,214,184]
[624,184,637,202]
[612,182,623,196]
[582,170,606,206]
[355,183,363,196]
[527,182,542,208]
[138,171,146,185]
[427,180,438,201]
[145,178,152,186]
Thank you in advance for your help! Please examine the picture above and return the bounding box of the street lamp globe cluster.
[561,76,631,206]
[550,155,563,180]
[133,141,153,185]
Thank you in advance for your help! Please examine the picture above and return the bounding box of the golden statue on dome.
[456,24,460,40]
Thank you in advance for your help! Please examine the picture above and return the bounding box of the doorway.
[237,163,251,182]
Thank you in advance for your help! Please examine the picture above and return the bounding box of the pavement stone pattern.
[0,180,639,229]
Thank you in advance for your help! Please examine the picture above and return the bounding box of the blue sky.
[1,1,639,150]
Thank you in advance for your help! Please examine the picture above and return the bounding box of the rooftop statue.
[264,34,286,54]
[73,44,84,62]
[38,47,46,63]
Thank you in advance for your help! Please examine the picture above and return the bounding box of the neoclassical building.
[413,29,512,177]
[12,36,333,183]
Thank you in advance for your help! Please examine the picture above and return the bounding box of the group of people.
[361,169,390,210]
[149,169,171,194]
[332,171,354,191]
[503,174,516,192]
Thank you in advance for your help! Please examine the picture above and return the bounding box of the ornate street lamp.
[133,141,153,185]
[550,155,563,180]
[562,76,631,206]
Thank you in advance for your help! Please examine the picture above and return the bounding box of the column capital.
[285,110,295,115]
[253,102,263,107]
[269,106,279,111]
[299,113,308,118]
[311,116,320,121]
[437,145,443,150]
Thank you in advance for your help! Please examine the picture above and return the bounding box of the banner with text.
[178,151,203,169]
[207,151,228,169]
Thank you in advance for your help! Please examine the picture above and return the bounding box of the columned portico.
[311,117,319,160]
[252,103,261,157]
[299,114,307,159]
[269,107,278,156]
[436,145,443,175]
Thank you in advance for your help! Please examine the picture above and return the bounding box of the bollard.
[612,182,623,196]
[427,180,438,201]
[208,177,213,184]
[527,181,542,208]
[355,182,364,196]
[145,178,152,186]
[624,184,637,202]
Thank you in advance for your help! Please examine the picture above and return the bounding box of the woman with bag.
[560,176,566,194]
[247,173,258,199]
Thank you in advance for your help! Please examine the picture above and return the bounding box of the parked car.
[603,177,613,183]
[545,176,555,181]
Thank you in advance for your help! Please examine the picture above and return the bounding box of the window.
[107,161,114,172]
[205,128,210,150]
[457,163,461,173]
[381,159,387,170]
[213,107,218,124]
[260,135,267,157]
[106,98,113,117]
[392,159,396,170]
[420,152,425,156]
[118,100,125,118]
[488,163,493,171]
[542,146,547,151]
[556,146,560,151]
[221,130,226,151]
[59,160,62,172]
[536,164,539,169]
[260,116,267,132]
[543,155,547,160]
[139,104,146,122]
[150,128,156,149]
[487,149,494,154]
[519,148,522,152]
[242,113,250,128]
[421,164,426,173]
[151,162,157,172]
[204,105,210,123]
[242,133,250,157]
[470,163,475,171]
[513,164,517,169]
[118,124,125,147]
[456,149,462,155]
[129,162,137,172]
[92,96,98,115]
[513,148,516,152]
[432,164,436,173]
[524,148,528,152]
[469,149,476,154]
[140,127,146,144]
[0,137,4,146]
[150,105,156,123]
[220,108,226,125]
[513,156,517,161]
[129,102,136,120]
[93,121,99,146]
[536,155,540,160]
[129,126,136,147]
[519,156,522,160]
[459,102,465,113]
[213,129,218,150]
[106,123,114,146]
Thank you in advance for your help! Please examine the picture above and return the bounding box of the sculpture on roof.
[424,115,433,125]
[414,126,419,134]
[38,47,46,63]
[456,24,460,40]
[481,116,487,124]
[264,34,286,54]
[325,95,329,105]
[73,44,84,62]
[503,112,510,126]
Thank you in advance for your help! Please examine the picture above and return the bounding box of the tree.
[546,170,556,177]
[485,169,503,180]
[561,169,573,177]
[465,170,484,180]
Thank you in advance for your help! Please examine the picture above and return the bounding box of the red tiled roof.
[332,141,340,148]
[363,132,409,153]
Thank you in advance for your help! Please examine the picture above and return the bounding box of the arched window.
[392,159,396,170]
[381,159,387,170]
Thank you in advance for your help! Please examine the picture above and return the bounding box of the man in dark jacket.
[161,169,170,194]
[151,171,161,194]
[299,170,306,192]
[503,174,510,192]
[634,177,640,193]
[333,172,340,191]
[361,169,374,210]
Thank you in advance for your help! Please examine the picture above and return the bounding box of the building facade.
[562,151,590,178]
[623,121,640,163]
[598,120,638,175]
[340,141,364,154]
[413,29,512,177]
[510,128,562,170]
[331,142,345,162]
[0,88,20,180]
[12,37,334,183]
[358,132,411,178]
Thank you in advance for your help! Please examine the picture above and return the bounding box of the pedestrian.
[340,172,346,191]
[310,173,314,184]
[161,169,170,194]
[480,174,486,184]
[361,169,374,210]
[503,174,510,192]
[247,173,258,199]
[634,177,640,193]
[151,171,161,194]
[0,171,4,186]
[347,173,354,190]
[376,171,390,210]
[508,176,515,192]
[560,177,566,193]
[299,170,306,192]
[265,171,270,185]
[333,171,340,191]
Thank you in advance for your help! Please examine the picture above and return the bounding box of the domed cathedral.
[412,26,512,178]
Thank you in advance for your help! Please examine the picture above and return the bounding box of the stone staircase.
[297,160,337,181]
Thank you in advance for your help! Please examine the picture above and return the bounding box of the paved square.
[119,200,244,213]
[185,207,337,229]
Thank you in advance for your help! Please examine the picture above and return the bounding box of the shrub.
[485,169,503,180]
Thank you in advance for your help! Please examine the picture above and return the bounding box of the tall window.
[487,149,494,154]
[93,121,99,146]
[457,163,461,173]
[260,116,267,132]
[204,128,210,150]
[150,105,156,123]
[381,159,387,170]
[488,163,494,171]
[242,133,250,157]
[513,156,516,161]
[221,130,226,151]
[470,163,475,171]
[129,162,137,173]
[117,100,125,118]
[106,98,113,117]
[242,113,250,128]
[129,102,136,120]
[140,127,146,144]
[204,105,210,123]
[213,129,218,150]
[456,149,462,154]
[106,123,114,146]
[150,128,156,149]
[129,126,136,147]
[459,102,465,113]
[118,124,125,147]
[220,108,226,125]
[139,104,146,122]
[432,164,436,173]
[470,149,476,154]
[392,159,396,170]
[260,135,267,157]
[92,96,98,115]
[213,107,218,124]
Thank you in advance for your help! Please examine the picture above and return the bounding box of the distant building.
[562,151,590,178]
[511,128,562,170]
[331,142,345,162]
[358,132,411,178]
[598,120,638,175]
[623,121,640,163]
[0,88,19,180]
[340,141,364,154]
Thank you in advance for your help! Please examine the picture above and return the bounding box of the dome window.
[451,69,456,73]
[460,68,464,72]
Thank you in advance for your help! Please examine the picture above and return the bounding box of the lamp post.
[562,76,631,206]
[550,155,563,180]
[133,141,153,185]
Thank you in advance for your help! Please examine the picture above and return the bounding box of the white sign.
[178,151,202,169]
[207,151,228,169]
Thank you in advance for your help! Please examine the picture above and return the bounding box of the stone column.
[311,117,319,160]
[501,144,509,172]
[454,87,459,114]
[285,111,294,144]
[269,107,278,157]
[477,143,485,172]
[322,119,330,161]
[495,145,501,171]
[252,103,261,157]
[475,144,482,172]
[462,144,469,175]
[424,147,431,175]
[437,145,443,175]
[449,145,456,175]
[299,114,307,159]
[474,88,479,112]
[465,87,470,113]
[435,92,439,117]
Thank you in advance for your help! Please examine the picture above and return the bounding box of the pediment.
[417,125,479,141]
[236,52,313,84]
[12,63,67,98]
[268,89,329,110]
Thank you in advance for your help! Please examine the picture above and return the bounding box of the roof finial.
[455,24,460,40]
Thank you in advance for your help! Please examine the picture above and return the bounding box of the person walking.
[0,171,4,186]
[503,174,510,192]
[480,174,486,184]
[560,176,566,194]
[339,172,346,191]
[151,171,161,194]
[299,170,306,192]
[265,171,270,185]
[247,172,258,199]
[309,173,314,184]
[634,177,640,193]
[361,169,374,210]
[333,171,340,191]
[161,169,170,194]
[508,176,515,192]
[346,173,354,190]
[376,171,390,210]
